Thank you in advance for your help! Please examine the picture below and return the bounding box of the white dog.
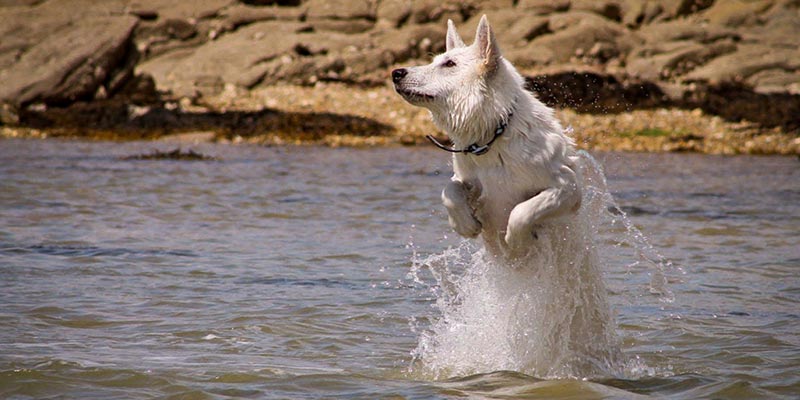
[392,16,581,263]
[393,16,622,377]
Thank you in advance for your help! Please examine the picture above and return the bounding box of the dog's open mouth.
[395,87,435,102]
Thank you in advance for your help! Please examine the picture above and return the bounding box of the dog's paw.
[504,221,539,256]
[442,180,482,238]
[449,213,482,238]
[463,179,482,207]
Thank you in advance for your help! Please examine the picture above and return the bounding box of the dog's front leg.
[505,165,581,251]
[442,179,482,238]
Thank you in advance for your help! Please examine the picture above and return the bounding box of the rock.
[117,73,161,104]
[372,23,446,64]
[461,10,550,47]
[0,5,83,71]
[409,0,463,24]
[700,0,774,26]
[123,148,217,160]
[547,11,598,31]
[376,0,413,28]
[669,0,715,17]
[128,8,159,20]
[305,0,375,20]
[753,1,800,47]
[516,0,570,14]
[467,0,515,10]
[636,17,740,43]
[138,20,374,96]
[528,12,635,64]
[618,0,715,23]
[331,49,390,81]
[156,18,198,40]
[684,44,800,84]
[138,21,304,97]
[570,0,624,21]
[36,0,129,19]
[747,69,800,95]
[121,0,233,20]
[303,0,376,33]
[507,16,551,44]
[240,0,302,5]
[0,0,42,5]
[620,1,665,27]
[626,39,737,81]
[0,103,19,125]
[220,4,303,28]
[504,46,557,68]
[310,19,375,34]
[0,16,139,107]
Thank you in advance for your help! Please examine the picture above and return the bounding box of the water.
[1,138,798,399]
[409,151,625,380]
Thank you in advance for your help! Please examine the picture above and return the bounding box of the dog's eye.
[442,60,457,68]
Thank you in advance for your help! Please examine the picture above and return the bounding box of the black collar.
[425,107,515,156]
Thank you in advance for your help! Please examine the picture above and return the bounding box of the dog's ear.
[473,15,501,73]
[446,19,465,51]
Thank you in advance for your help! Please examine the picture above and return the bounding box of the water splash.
[578,151,681,303]
[407,151,677,380]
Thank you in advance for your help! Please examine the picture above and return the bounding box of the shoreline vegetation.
[3,83,797,155]
[1,0,798,155]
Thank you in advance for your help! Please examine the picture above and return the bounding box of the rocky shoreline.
[1,0,798,154]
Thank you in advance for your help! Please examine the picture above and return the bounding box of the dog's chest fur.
[453,128,561,247]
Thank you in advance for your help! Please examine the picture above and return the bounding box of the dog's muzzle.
[392,68,435,102]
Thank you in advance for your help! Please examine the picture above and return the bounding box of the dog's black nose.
[392,68,407,84]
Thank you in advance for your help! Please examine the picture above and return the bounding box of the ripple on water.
[0,360,184,399]
[1,141,799,399]
[0,243,199,259]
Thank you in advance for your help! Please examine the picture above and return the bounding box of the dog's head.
[392,16,522,139]
[392,16,507,107]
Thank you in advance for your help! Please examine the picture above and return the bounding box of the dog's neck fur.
[429,58,574,161]
[429,58,561,152]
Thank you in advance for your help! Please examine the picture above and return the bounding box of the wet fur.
[394,16,582,263]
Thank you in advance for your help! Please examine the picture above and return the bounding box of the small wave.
[438,370,650,399]
[0,244,198,258]
[610,205,660,216]
[1,360,180,398]
[239,277,364,290]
